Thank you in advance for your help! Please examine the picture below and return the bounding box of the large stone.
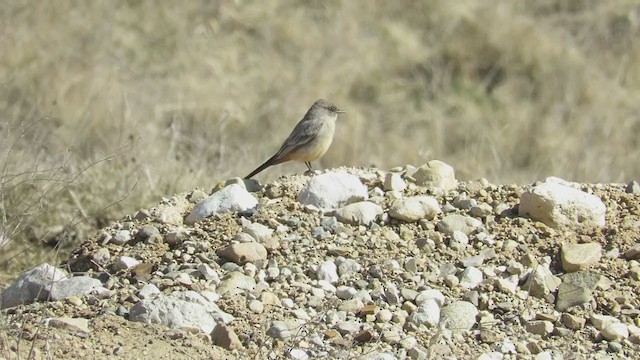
[49,276,104,301]
[1,263,68,309]
[186,184,258,224]
[388,196,441,222]
[216,271,257,296]
[335,201,383,225]
[408,298,440,327]
[519,182,606,229]
[561,243,602,272]
[297,171,368,209]
[440,301,478,332]
[412,161,457,192]
[211,324,243,350]
[130,290,233,334]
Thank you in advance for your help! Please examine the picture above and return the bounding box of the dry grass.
[1,0,640,277]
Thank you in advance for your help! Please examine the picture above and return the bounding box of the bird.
[245,99,345,179]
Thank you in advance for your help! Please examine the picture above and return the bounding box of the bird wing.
[273,119,324,160]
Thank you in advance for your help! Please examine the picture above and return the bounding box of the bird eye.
[329,106,336,112]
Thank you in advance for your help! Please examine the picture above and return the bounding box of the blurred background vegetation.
[1,0,640,278]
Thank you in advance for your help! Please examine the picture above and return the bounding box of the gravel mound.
[2,165,639,359]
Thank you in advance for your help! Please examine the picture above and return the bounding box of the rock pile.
[1,164,639,359]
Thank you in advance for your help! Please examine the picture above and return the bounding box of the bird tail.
[245,155,281,179]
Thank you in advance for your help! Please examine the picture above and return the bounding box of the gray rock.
[624,244,640,260]
[91,248,110,265]
[440,301,478,332]
[625,180,640,194]
[556,282,592,312]
[336,258,362,277]
[561,242,602,272]
[412,160,457,192]
[186,184,258,224]
[519,182,606,229]
[129,290,233,334]
[335,201,383,225]
[297,171,368,209]
[110,230,132,245]
[217,242,267,264]
[1,263,68,309]
[436,214,483,236]
[49,276,104,301]
[137,225,160,241]
[389,196,441,222]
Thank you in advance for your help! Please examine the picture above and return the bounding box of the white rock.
[49,276,105,301]
[1,263,68,309]
[335,201,383,225]
[113,256,140,270]
[243,222,273,242]
[415,289,445,306]
[138,284,161,299]
[590,314,620,330]
[459,267,483,289]
[186,184,258,224]
[129,290,233,334]
[519,182,606,229]
[601,323,629,341]
[317,261,339,283]
[409,298,440,327]
[288,349,309,360]
[412,160,458,192]
[436,214,483,236]
[389,196,441,222]
[384,172,406,192]
[297,171,368,209]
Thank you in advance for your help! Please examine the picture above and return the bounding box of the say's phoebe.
[245,99,345,179]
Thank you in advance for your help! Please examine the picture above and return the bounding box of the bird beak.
[337,109,346,114]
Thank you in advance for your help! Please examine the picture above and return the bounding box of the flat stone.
[561,243,602,272]
[49,276,104,301]
[556,282,592,312]
[44,317,90,333]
